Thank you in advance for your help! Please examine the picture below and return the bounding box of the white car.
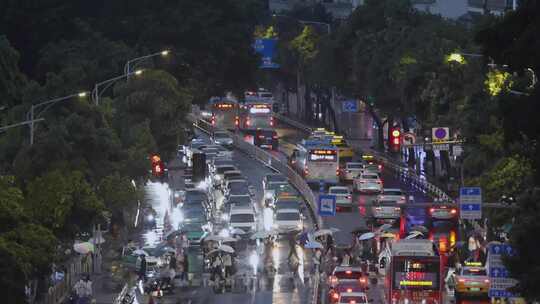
[273,208,303,234]
[328,186,353,210]
[212,131,233,147]
[343,162,364,182]
[377,188,406,205]
[229,206,257,236]
[212,164,237,186]
[337,292,369,304]
[353,173,383,194]
[371,198,401,219]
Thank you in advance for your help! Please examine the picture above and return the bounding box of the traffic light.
[390,128,401,152]
[150,154,164,177]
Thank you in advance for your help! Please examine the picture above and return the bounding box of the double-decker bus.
[238,101,274,130]
[290,139,339,185]
[209,99,239,130]
[387,239,442,304]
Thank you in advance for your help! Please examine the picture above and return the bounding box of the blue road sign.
[459,187,482,220]
[488,243,519,298]
[253,39,280,69]
[342,100,358,113]
[318,194,336,216]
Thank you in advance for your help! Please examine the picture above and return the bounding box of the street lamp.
[92,69,143,106]
[272,14,331,34]
[27,92,89,145]
[124,50,170,77]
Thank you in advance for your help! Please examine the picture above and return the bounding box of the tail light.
[270,117,275,126]
[258,135,265,139]
[346,288,353,293]
[346,195,351,199]
[359,277,367,284]
[235,116,239,126]
[332,292,339,300]
[394,207,401,212]
[378,164,383,170]
[272,135,278,139]
[450,230,456,247]
[350,301,356,304]
[458,278,465,283]
[329,276,338,285]
[375,207,382,211]
[450,208,457,214]
[429,207,435,214]
[484,279,490,284]
[345,270,352,274]
[246,119,251,126]
[401,196,406,201]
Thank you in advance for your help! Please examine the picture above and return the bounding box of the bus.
[239,100,274,130]
[387,239,442,304]
[331,135,355,165]
[210,99,238,130]
[290,139,340,185]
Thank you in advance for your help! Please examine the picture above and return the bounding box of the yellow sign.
[400,281,433,286]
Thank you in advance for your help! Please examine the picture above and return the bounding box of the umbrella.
[410,225,428,234]
[133,249,149,256]
[358,232,375,241]
[251,230,275,240]
[351,227,371,235]
[218,244,235,254]
[406,231,424,239]
[204,235,225,242]
[89,235,105,245]
[313,229,335,237]
[304,241,324,249]
[221,237,239,243]
[329,227,340,233]
[376,224,393,233]
[230,228,247,235]
[73,242,95,254]
[380,233,396,239]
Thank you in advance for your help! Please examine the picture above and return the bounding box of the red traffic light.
[389,128,401,152]
[152,162,165,177]
[151,154,161,164]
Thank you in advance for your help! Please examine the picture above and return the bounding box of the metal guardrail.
[192,117,323,230]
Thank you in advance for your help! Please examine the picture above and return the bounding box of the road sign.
[253,39,280,69]
[318,194,336,216]
[488,243,519,298]
[459,187,482,220]
[452,144,464,156]
[432,127,450,142]
[342,100,358,113]
[403,132,416,145]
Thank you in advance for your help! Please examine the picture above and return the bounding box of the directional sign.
[488,243,519,298]
[433,143,450,151]
[342,100,358,113]
[459,187,482,220]
[318,194,336,216]
[253,39,280,69]
[432,127,450,142]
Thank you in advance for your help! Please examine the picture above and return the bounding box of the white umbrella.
[218,244,235,254]
[406,231,424,239]
[304,241,324,249]
[89,235,105,245]
[376,224,393,233]
[359,232,375,241]
[204,235,224,242]
[221,237,239,243]
[329,227,340,233]
[230,228,247,235]
[133,249,149,256]
[250,230,276,240]
[313,229,335,237]
[73,242,95,254]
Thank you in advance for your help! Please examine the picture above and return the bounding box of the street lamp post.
[92,69,143,106]
[124,50,170,78]
[27,92,89,145]
[272,14,331,34]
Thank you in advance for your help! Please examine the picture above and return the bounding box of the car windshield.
[231,202,251,209]
[266,175,287,183]
[229,181,248,190]
[217,166,236,174]
[224,172,242,179]
[462,268,487,276]
[227,196,251,204]
[230,214,254,223]
[185,191,207,202]
[384,190,403,196]
[184,210,205,222]
[214,132,229,138]
[258,130,276,137]
[275,202,300,210]
[229,187,249,196]
[347,163,363,169]
[330,188,349,194]
[362,174,378,180]
[276,212,300,221]
[340,296,367,303]
[268,182,289,191]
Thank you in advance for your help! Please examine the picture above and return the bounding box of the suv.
[254,129,278,150]
[228,206,257,236]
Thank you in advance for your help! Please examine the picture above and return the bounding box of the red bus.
[387,239,442,304]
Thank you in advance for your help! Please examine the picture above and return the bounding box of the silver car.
[212,131,234,147]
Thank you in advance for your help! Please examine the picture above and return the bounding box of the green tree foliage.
[97,173,140,226]
[0,36,27,110]
[24,170,104,239]
[290,26,320,64]
[0,176,57,303]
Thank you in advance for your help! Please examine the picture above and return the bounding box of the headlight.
[265,192,273,199]
[174,193,180,198]
[215,175,222,181]
[146,215,154,221]
[297,222,303,229]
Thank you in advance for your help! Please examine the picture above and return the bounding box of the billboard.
[253,38,280,69]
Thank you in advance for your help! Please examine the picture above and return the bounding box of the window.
[330,188,349,194]
[230,214,254,223]
[276,212,300,221]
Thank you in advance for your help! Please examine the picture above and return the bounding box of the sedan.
[342,162,364,182]
[212,131,234,147]
[371,198,401,219]
[328,186,353,210]
[376,188,406,205]
[454,266,490,299]
[353,173,382,194]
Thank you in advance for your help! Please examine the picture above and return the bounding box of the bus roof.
[300,139,334,148]
[391,239,437,257]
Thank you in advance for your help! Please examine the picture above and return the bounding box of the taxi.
[455,265,490,298]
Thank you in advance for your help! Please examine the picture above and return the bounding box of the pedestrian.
[139,255,147,281]
[74,274,92,304]
[222,254,233,278]
[169,254,177,271]
[287,236,299,261]
[342,250,351,266]
[176,253,186,281]
[326,235,334,254]
[313,248,322,274]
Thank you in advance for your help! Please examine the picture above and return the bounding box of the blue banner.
[254,38,280,69]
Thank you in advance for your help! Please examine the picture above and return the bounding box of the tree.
[98,173,140,228]
[0,36,27,111]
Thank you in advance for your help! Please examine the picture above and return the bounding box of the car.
[328,266,369,289]
[221,195,254,217]
[455,266,490,299]
[273,197,301,211]
[328,281,366,303]
[183,189,210,210]
[212,131,233,147]
[180,208,207,226]
[212,164,237,186]
[221,170,244,189]
[264,181,289,202]
[429,204,458,220]
[377,188,406,205]
[371,198,401,219]
[179,222,209,245]
[188,138,210,160]
[362,162,382,174]
[224,180,253,199]
[228,206,257,236]
[353,173,382,194]
[209,157,234,173]
[328,186,353,210]
[262,174,288,190]
[273,208,303,233]
[342,162,364,182]
[254,129,278,150]
[337,292,369,304]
